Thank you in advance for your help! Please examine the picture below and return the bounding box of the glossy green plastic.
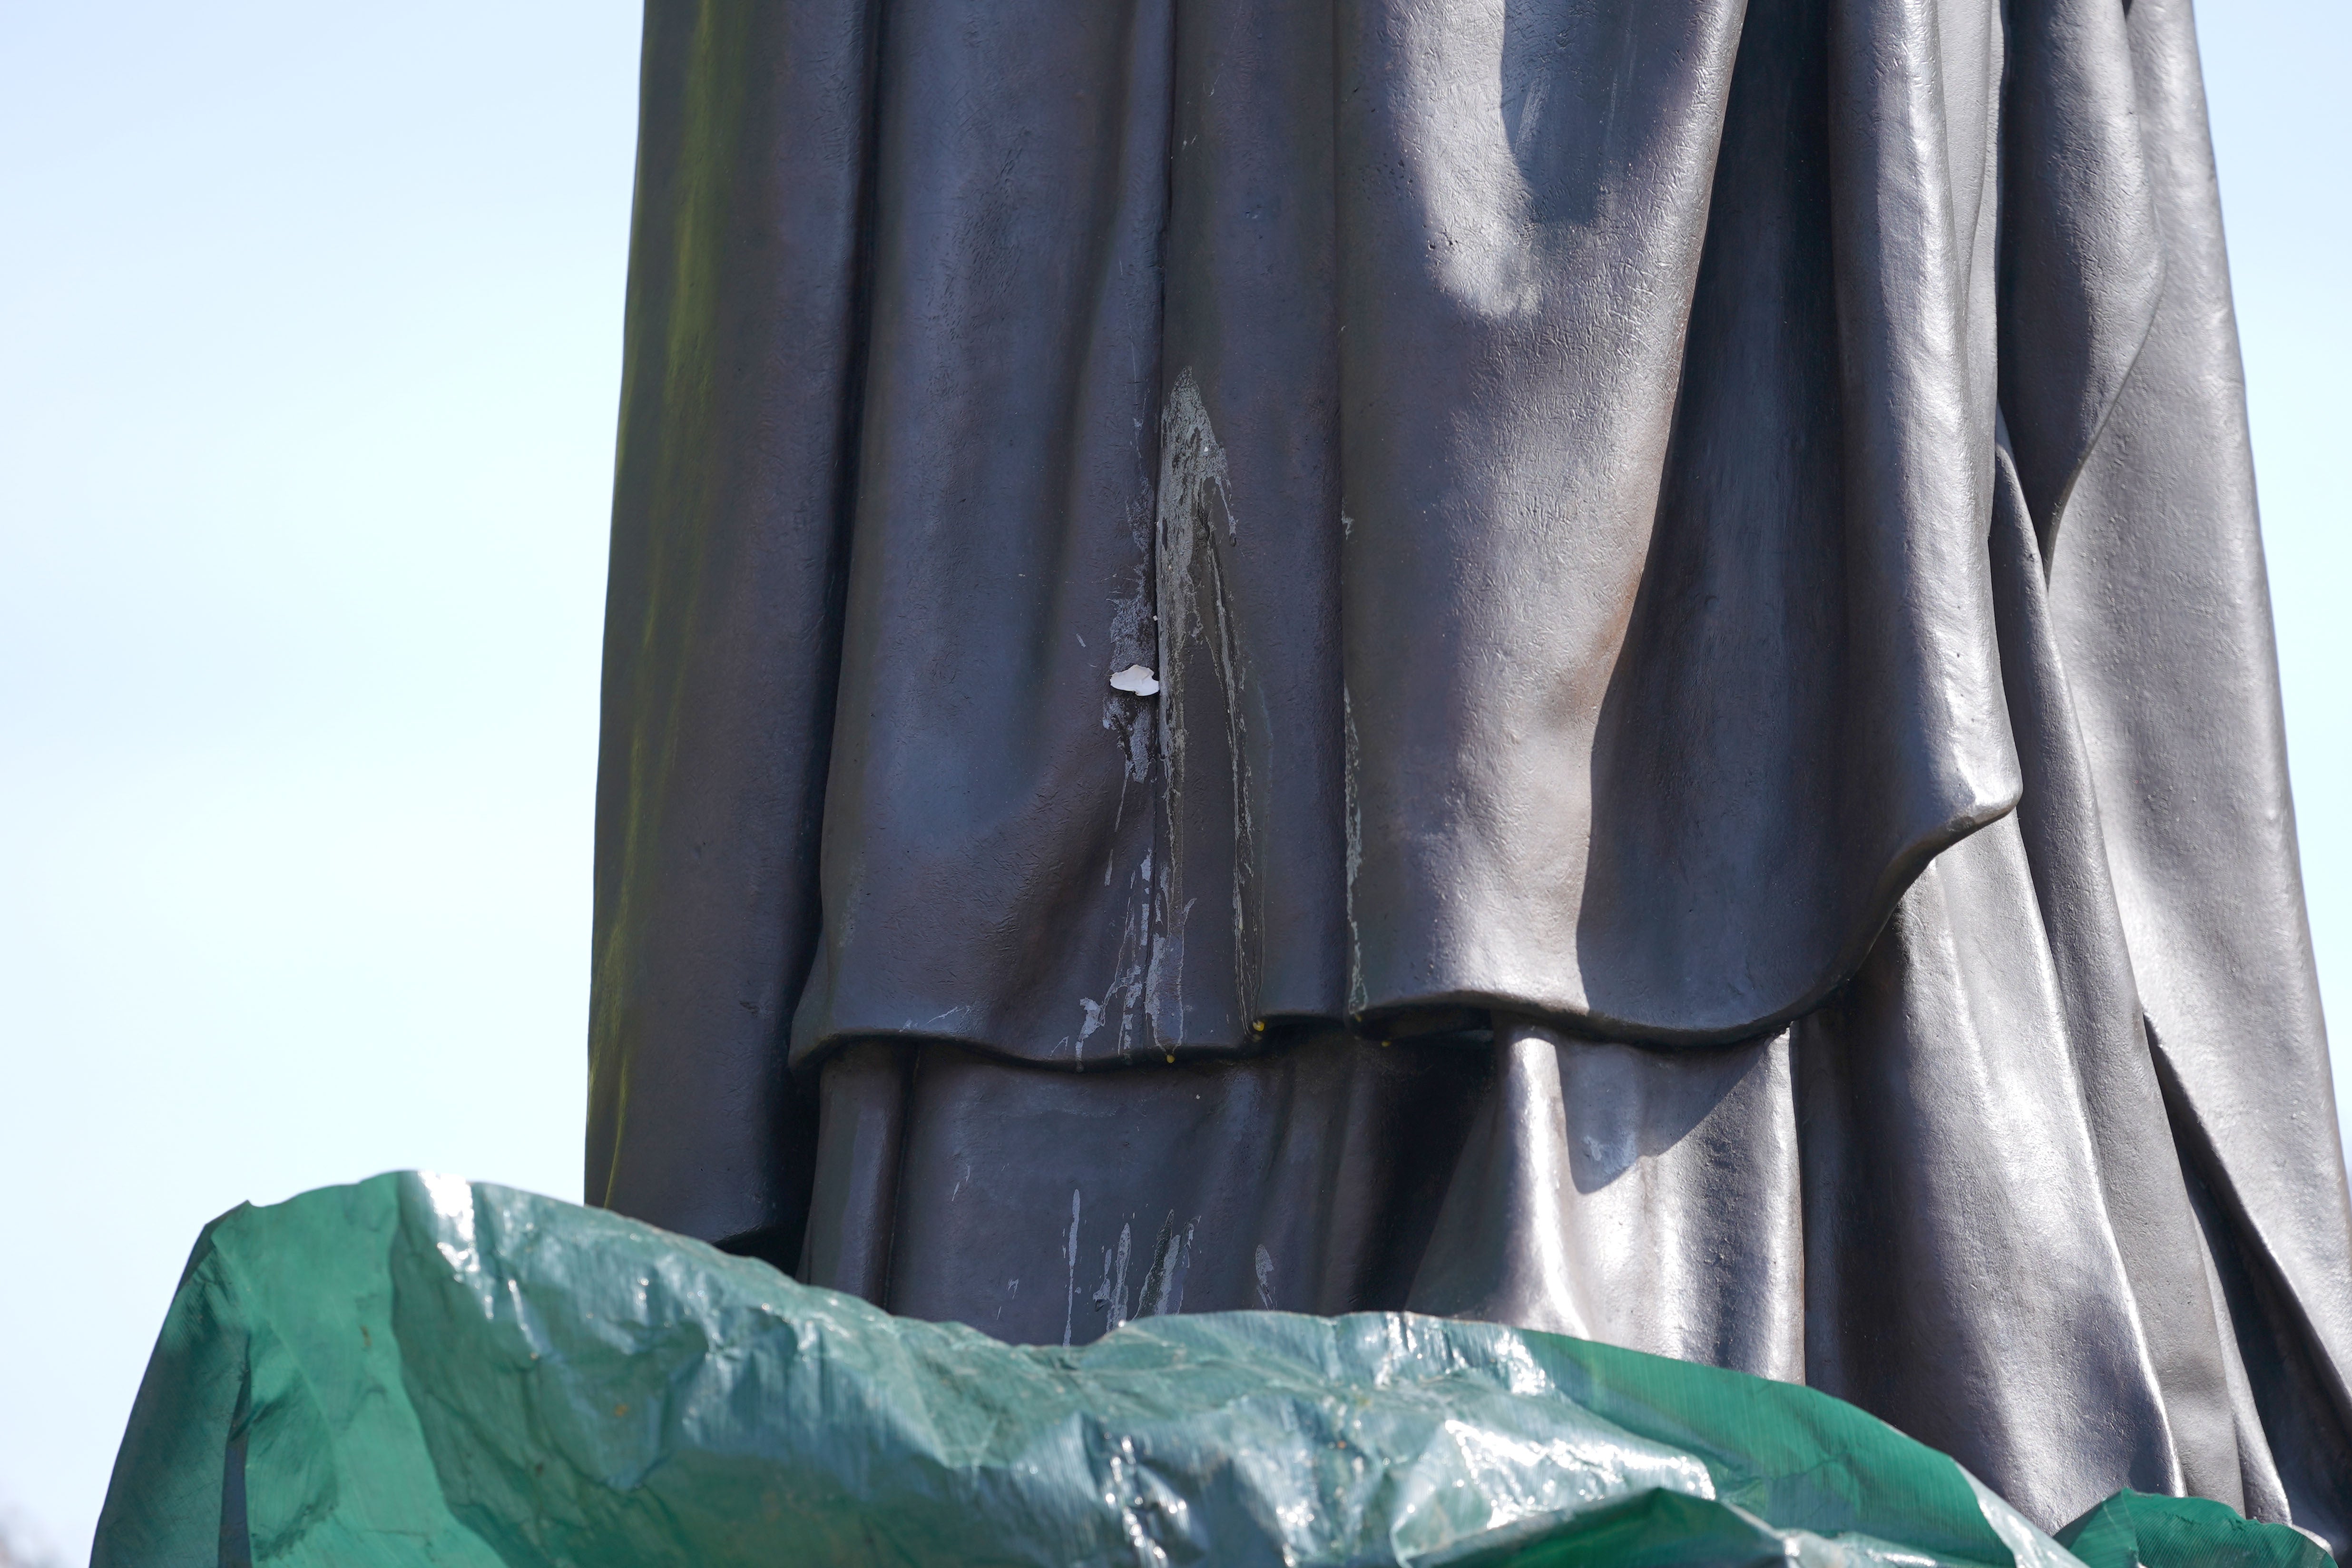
[91,1174,2321,1567]
[2057,1489,2331,1568]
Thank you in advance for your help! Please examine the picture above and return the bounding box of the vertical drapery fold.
[748,0,2048,1060]
[588,0,875,1249]
[792,0,1177,1060]
[590,0,2352,1542]
[2041,0,2352,1537]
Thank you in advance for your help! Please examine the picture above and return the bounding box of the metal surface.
[586,0,2352,1546]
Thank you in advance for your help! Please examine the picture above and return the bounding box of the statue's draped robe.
[587,0,2352,1541]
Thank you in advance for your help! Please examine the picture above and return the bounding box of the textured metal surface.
[586,0,2352,1548]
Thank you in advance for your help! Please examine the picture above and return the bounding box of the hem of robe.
[785,791,2021,1077]
[775,999,2343,1544]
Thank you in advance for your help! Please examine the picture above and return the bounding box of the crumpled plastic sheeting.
[2056,1490,2332,1568]
[91,1174,2316,1568]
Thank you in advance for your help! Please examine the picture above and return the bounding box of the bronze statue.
[585,0,2352,1544]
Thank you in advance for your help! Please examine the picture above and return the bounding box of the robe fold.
[586,0,2352,1541]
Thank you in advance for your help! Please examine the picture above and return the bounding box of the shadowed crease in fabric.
[587,0,2352,1546]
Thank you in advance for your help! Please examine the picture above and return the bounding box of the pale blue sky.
[0,3,2343,1561]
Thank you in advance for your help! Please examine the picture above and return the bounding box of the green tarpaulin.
[92,1173,2327,1568]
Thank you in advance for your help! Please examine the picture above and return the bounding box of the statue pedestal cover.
[94,1175,2327,1568]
